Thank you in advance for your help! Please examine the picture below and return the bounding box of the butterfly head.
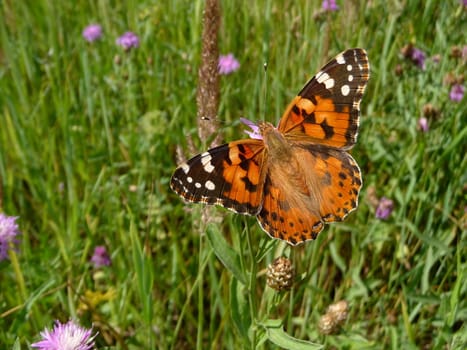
[240,118,281,140]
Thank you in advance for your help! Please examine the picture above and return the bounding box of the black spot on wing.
[241,175,258,192]
[320,119,334,139]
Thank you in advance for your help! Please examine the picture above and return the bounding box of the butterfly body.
[171,49,370,245]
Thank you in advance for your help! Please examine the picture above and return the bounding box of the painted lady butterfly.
[171,48,370,245]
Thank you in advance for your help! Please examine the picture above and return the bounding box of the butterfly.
[171,48,370,245]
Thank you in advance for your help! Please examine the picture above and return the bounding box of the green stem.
[246,227,258,348]
[10,250,27,301]
[196,234,205,350]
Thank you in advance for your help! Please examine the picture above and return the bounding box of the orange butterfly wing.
[278,49,370,150]
[257,170,324,245]
[257,144,361,245]
[171,140,266,215]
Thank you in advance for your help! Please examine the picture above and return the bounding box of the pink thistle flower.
[411,48,426,70]
[31,320,96,350]
[218,54,240,75]
[116,32,139,51]
[401,44,427,70]
[449,84,465,102]
[240,118,263,140]
[322,0,339,11]
[418,117,429,132]
[90,245,111,267]
[82,24,102,43]
[375,197,394,220]
[0,213,21,261]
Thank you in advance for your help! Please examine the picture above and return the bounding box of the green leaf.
[329,241,346,273]
[261,319,323,350]
[130,220,154,328]
[230,278,251,346]
[206,224,246,285]
[12,338,20,350]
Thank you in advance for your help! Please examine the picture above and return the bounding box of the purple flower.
[322,0,339,11]
[90,246,111,267]
[116,32,139,51]
[31,320,96,350]
[411,48,426,70]
[240,118,263,140]
[0,213,20,261]
[82,24,102,43]
[418,117,429,132]
[218,54,240,75]
[375,197,394,220]
[449,84,465,102]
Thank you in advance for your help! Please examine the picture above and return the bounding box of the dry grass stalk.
[196,0,222,148]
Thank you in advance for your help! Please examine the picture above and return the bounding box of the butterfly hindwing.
[256,142,361,246]
[257,173,325,245]
[294,144,362,222]
[278,49,370,149]
[170,140,266,215]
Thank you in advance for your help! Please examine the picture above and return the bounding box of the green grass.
[1,0,466,349]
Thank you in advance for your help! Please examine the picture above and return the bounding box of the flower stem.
[246,226,258,348]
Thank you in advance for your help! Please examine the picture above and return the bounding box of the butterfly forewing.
[170,140,266,215]
[278,49,370,149]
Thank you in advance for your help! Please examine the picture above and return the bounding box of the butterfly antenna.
[262,61,269,122]
[200,115,228,125]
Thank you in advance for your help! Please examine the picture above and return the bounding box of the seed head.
[266,257,294,291]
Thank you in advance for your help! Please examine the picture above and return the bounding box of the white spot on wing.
[325,78,335,89]
[204,162,215,173]
[317,72,335,89]
[181,163,190,174]
[205,180,215,190]
[187,176,193,183]
[316,72,329,84]
[341,85,350,96]
[201,153,215,173]
[347,64,352,71]
[336,54,345,64]
[195,182,202,189]
[348,75,353,82]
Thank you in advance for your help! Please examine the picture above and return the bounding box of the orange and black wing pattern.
[278,49,370,150]
[170,140,266,215]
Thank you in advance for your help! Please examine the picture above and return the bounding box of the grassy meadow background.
[1,0,466,349]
